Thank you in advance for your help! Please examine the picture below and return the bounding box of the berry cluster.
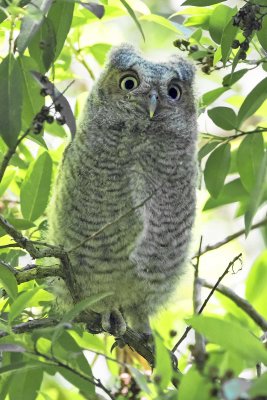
[232,2,265,59]
[173,39,216,74]
[32,91,66,135]
[114,373,142,399]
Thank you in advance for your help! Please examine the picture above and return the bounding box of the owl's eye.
[120,75,139,91]
[168,84,182,100]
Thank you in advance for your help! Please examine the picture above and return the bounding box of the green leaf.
[188,316,267,365]
[257,15,267,52]
[16,0,53,54]
[8,287,40,322]
[61,292,113,323]
[200,87,229,108]
[204,142,231,198]
[244,151,267,236]
[20,151,52,222]
[120,0,145,41]
[249,372,267,397]
[0,264,18,301]
[9,367,43,400]
[128,366,151,395]
[89,43,112,64]
[0,56,23,148]
[237,78,267,126]
[46,0,74,59]
[154,332,173,390]
[179,367,211,400]
[6,218,35,231]
[221,18,238,65]
[0,169,16,197]
[182,0,226,5]
[18,56,44,127]
[140,14,180,33]
[208,107,237,130]
[209,5,235,44]
[237,133,264,192]
[223,69,248,87]
[198,140,220,161]
[246,250,267,320]
[204,178,248,211]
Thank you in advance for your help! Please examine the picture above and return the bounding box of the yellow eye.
[120,76,139,91]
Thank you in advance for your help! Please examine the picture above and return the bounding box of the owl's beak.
[148,90,158,119]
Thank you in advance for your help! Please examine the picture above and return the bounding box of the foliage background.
[0,0,267,399]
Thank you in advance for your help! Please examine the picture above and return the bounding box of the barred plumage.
[47,44,198,335]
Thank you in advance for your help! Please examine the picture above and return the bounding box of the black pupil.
[125,79,135,90]
[169,87,178,99]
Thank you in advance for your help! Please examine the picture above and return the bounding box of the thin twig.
[172,253,242,352]
[194,217,267,258]
[198,278,267,331]
[192,237,206,369]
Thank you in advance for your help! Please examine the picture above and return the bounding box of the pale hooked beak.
[148,90,159,119]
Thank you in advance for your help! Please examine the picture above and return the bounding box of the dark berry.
[240,40,249,51]
[201,65,210,74]
[54,103,63,112]
[169,329,177,337]
[232,39,240,49]
[239,50,247,60]
[46,115,54,124]
[40,88,48,97]
[32,122,43,134]
[35,113,46,123]
[41,106,50,115]
[40,75,48,84]
[210,387,219,397]
[189,45,198,52]
[233,16,241,26]
[56,116,66,125]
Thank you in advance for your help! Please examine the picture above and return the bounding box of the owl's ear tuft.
[168,56,196,83]
[106,43,139,70]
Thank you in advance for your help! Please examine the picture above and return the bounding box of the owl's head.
[89,44,196,139]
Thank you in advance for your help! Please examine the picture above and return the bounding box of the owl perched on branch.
[48,44,198,336]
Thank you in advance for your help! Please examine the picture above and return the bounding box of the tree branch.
[198,278,267,331]
[172,253,242,352]
[193,217,267,258]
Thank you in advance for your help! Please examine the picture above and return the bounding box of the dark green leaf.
[6,218,35,231]
[0,264,18,301]
[47,0,75,59]
[154,332,173,390]
[20,151,52,222]
[188,316,267,365]
[237,78,267,126]
[182,0,226,5]
[18,56,44,127]
[0,56,23,148]
[200,87,229,108]
[208,107,237,130]
[57,366,96,397]
[204,142,231,198]
[8,286,40,323]
[246,250,267,320]
[204,178,248,210]
[223,69,248,86]
[249,372,267,397]
[198,140,220,161]
[237,133,264,192]
[245,151,267,236]
[257,15,267,52]
[209,5,235,44]
[120,0,145,41]
[16,0,53,54]
[221,18,238,65]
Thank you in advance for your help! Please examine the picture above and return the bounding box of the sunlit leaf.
[246,250,267,319]
[237,133,264,192]
[0,263,18,301]
[179,366,211,400]
[120,0,145,40]
[8,287,41,322]
[154,332,173,390]
[209,5,235,44]
[204,142,231,198]
[0,169,16,197]
[140,14,180,33]
[20,151,52,222]
[188,316,267,365]
[249,372,267,397]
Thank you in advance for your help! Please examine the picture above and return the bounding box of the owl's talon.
[101,309,127,336]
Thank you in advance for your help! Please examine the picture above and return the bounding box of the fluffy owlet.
[47,44,198,336]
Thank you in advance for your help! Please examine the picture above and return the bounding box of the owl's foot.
[101,309,127,336]
[81,310,103,334]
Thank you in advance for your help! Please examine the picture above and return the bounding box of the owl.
[47,44,198,336]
